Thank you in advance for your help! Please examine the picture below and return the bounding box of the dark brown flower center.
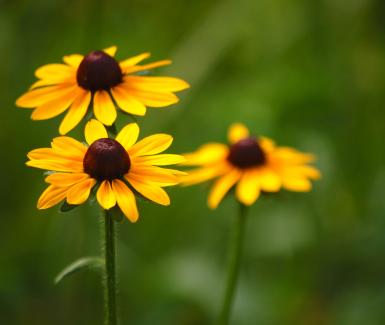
[83,138,130,180]
[76,50,122,91]
[227,137,266,168]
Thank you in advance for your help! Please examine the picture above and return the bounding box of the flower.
[16,46,189,134]
[181,123,321,209]
[27,119,185,222]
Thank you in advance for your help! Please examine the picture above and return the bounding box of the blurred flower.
[182,123,320,209]
[16,46,189,134]
[27,119,185,222]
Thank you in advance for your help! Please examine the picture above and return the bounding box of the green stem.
[217,204,248,325]
[101,210,118,325]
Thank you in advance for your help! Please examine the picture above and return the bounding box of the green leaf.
[54,256,104,284]
[59,201,79,213]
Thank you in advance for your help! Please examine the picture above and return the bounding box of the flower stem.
[101,210,118,325]
[217,203,248,325]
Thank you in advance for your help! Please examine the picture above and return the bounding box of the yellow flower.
[27,119,185,222]
[16,46,189,134]
[182,123,321,209]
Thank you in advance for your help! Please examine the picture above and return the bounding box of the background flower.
[182,123,320,208]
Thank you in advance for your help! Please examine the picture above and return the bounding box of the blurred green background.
[1,0,385,324]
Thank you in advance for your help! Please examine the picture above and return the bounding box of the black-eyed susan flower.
[27,119,185,222]
[16,46,189,134]
[182,123,320,209]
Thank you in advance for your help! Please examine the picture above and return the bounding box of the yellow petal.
[128,134,173,157]
[127,177,170,206]
[282,177,312,192]
[59,89,91,135]
[235,171,260,206]
[31,87,79,120]
[208,169,241,209]
[67,178,96,205]
[51,136,87,159]
[119,52,151,69]
[93,90,117,125]
[103,46,117,57]
[110,86,146,116]
[85,119,108,145]
[126,166,179,185]
[111,179,139,222]
[124,76,190,92]
[133,154,185,166]
[182,143,229,166]
[285,166,321,180]
[45,173,89,187]
[228,123,249,144]
[35,63,74,79]
[122,59,171,74]
[16,84,76,108]
[63,54,84,67]
[27,159,83,173]
[116,123,140,150]
[96,180,116,210]
[29,78,75,90]
[121,87,179,107]
[181,164,229,186]
[37,185,69,209]
[272,148,315,164]
[256,168,281,192]
[259,137,275,153]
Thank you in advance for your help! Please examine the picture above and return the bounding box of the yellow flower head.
[16,46,189,134]
[27,119,185,222]
[182,123,321,209]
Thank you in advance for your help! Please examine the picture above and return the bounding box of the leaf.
[54,256,104,284]
[59,201,79,213]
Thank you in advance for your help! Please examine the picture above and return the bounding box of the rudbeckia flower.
[27,119,185,222]
[16,46,189,134]
[182,123,320,209]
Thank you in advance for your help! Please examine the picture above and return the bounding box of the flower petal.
[119,52,151,69]
[45,173,89,187]
[111,179,138,222]
[127,177,170,206]
[63,54,84,67]
[228,123,249,144]
[26,159,83,173]
[120,86,179,107]
[93,90,117,125]
[51,136,87,159]
[133,154,185,166]
[110,86,146,116]
[85,119,108,145]
[103,46,117,57]
[256,168,281,192]
[67,178,96,205]
[35,64,74,79]
[282,177,312,192]
[31,87,79,120]
[122,60,172,74]
[124,76,190,92]
[116,123,139,150]
[126,166,179,185]
[16,84,76,108]
[235,170,260,206]
[96,180,116,210]
[128,134,173,157]
[59,89,91,135]
[208,169,241,209]
[182,143,229,166]
[37,185,69,209]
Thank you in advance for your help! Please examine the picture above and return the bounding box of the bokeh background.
[1,0,385,324]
